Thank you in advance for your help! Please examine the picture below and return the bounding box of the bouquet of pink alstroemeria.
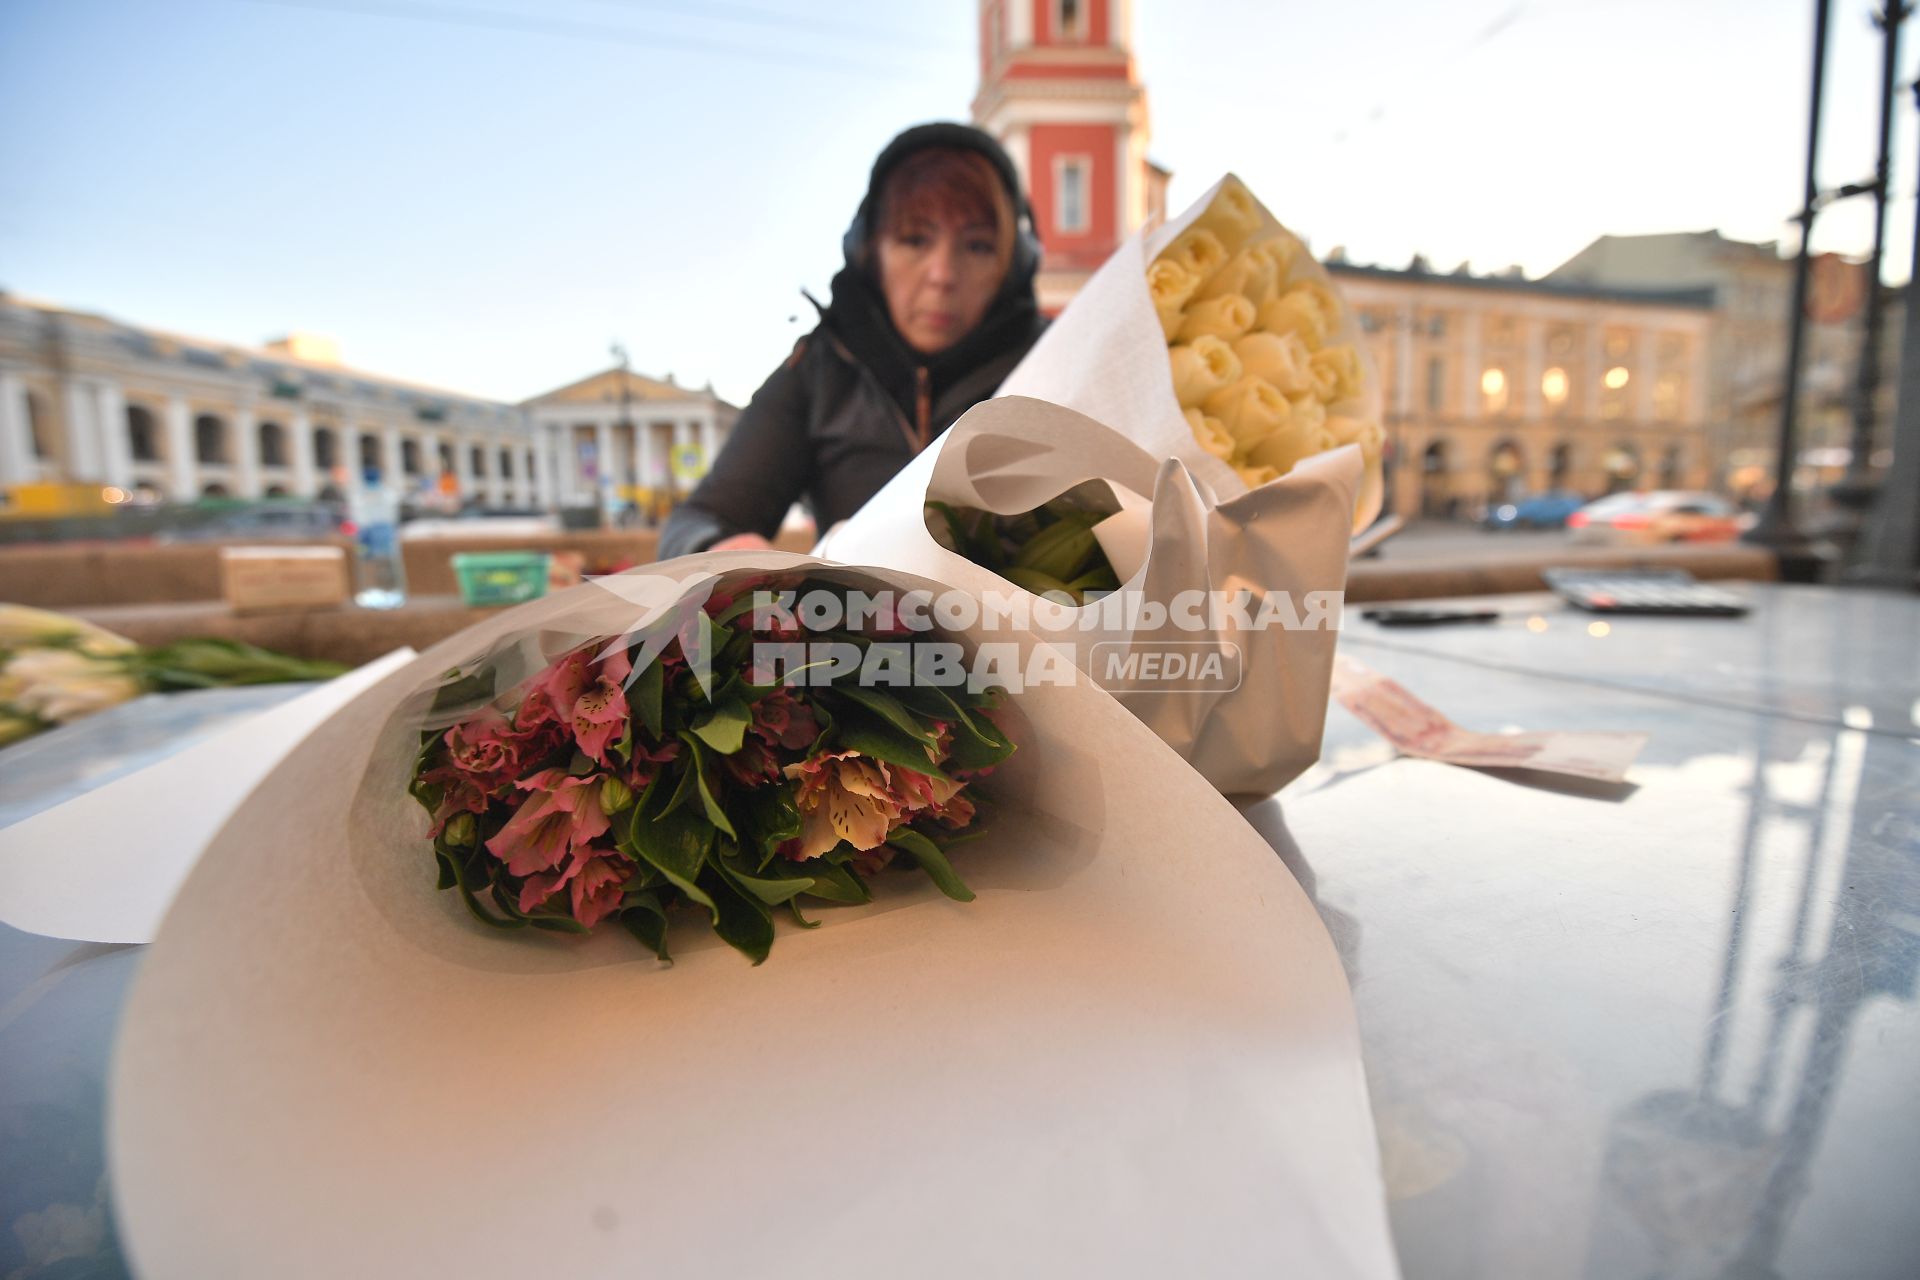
[407,574,1014,965]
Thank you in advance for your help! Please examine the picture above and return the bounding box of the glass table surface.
[1,586,1916,1278]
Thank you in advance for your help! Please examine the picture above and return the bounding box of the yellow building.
[1328,261,1716,519]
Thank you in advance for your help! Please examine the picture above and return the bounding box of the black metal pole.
[1854,80,1920,586]
[1748,0,1832,557]
[1836,2,1907,509]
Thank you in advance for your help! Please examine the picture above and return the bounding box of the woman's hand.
[710,533,775,552]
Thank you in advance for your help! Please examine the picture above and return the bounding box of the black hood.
[817,122,1043,423]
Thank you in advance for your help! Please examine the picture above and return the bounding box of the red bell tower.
[972,0,1168,313]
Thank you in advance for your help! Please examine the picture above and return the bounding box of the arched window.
[469,444,487,478]
[127,405,162,462]
[498,448,514,479]
[1550,442,1573,488]
[313,427,339,471]
[359,433,382,474]
[258,420,288,468]
[401,439,423,476]
[194,414,229,464]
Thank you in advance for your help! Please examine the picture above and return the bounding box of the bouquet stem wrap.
[819,397,1359,796]
[109,551,1401,1280]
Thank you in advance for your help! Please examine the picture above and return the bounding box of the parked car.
[1566,491,1749,545]
[1484,491,1586,530]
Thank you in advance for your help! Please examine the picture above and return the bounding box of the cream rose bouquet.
[999,173,1385,533]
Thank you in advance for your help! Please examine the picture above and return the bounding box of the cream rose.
[1256,282,1338,350]
[1175,293,1255,344]
[1231,331,1314,396]
[1182,407,1235,461]
[1245,420,1337,476]
[1201,374,1292,452]
[1190,178,1261,254]
[1235,462,1282,488]
[1148,257,1200,339]
[1286,393,1328,438]
[1169,335,1243,409]
[1164,227,1228,281]
[1329,415,1385,455]
[1195,246,1279,308]
[1250,232,1305,284]
[1309,344,1364,403]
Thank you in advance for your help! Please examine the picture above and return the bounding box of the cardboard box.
[219,547,351,616]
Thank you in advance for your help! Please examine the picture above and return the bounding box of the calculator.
[1542,569,1750,617]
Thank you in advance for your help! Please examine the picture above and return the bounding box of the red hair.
[873,147,1015,270]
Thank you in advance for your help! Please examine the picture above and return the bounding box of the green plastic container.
[451,551,551,607]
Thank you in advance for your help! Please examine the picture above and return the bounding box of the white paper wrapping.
[998,173,1386,531]
[818,397,1360,797]
[110,551,1399,1280]
[0,647,414,943]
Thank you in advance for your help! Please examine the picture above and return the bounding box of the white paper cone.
[999,173,1384,532]
[109,551,1399,1280]
[819,398,1359,796]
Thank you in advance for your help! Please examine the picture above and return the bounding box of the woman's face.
[876,209,1007,357]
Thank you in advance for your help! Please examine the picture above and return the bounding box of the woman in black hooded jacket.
[659,122,1047,558]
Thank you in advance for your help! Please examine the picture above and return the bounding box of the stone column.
[1394,305,1415,421]
[1635,333,1657,422]
[1585,324,1606,421]
[519,443,537,507]
[382,425,405,493]
[454,428,477,504]
[233,402,262,498]
[0,371,33,485]
[488,439,509,506]
[165,395,197,499]
[290,408,317,497]
[1458,313,1480,423]
[534,426,556,509]
[594,418,615,513]
[95,382,133,491]
[62,379,105,481]
[1524,322,1546,419]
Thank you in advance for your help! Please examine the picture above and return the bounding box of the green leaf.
[833,683,939,747]
[703,868,775,964]
[716,848,816,906]
[828,703,949,781]
[631,654,665,740]
[787,899,821,929]
[738,785,802,866]
[887,827,975,903]
[628,787,719,922]
[676,732,738,839]
[795,857,871,905]
[690,695,752,756]
[619,891,672,962]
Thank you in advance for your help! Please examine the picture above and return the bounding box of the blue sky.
[1,0,1910,406]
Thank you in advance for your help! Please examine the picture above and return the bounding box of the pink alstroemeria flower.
[514,648,592,732]
[571,645,631,766]
[516,847,629,928]
[485,768,611,877]
[568,853,629,928]
[626,737,680,789]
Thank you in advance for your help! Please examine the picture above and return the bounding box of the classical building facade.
[523,368,738,517]
[972,0,1169,313]
[0,293,733,516]
[1545,232,1886,498]
[1329,263,1716,518]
